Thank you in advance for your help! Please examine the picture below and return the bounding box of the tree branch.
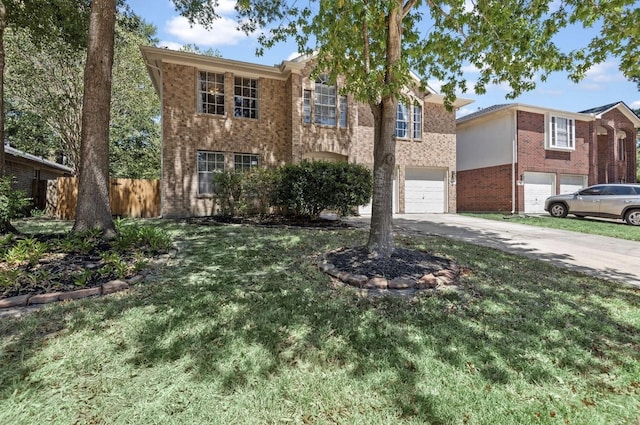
[402,0,418,18]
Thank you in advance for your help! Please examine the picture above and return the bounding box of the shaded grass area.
[1,220,639,424]
[462,213,640,242]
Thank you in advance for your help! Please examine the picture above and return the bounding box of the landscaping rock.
[389,277,415,289]
[417,273,438,289]
[366,277,388,289]
[29,292,64,304]
[346,274,369,287]
[59,287,102,301]
[102,280,129,295]
[0,294,31,308]
[127,275,144,285]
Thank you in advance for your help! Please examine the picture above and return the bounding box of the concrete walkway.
[347,214,640,289]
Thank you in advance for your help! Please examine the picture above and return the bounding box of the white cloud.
[165,15,252,47]
[630,100,640,110]
[158,41,183,50]
[583,61,626,84]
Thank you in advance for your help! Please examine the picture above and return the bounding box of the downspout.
[511,109,517,214]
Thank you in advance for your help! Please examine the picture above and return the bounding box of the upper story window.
[314,74,337,126]
[548,115,575,150]
[197,151,225,194]
[234,77,258,119]
[396,103,410,138]
[413,104,422,139]
[234,154,259,172]
[198,72,225,115]
[339,95,348,128]
[396,101,423,140]
[303,90,312,124]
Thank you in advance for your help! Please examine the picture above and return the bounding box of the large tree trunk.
[366,3,402,258]
[72,0,116,238]
[0,0,6,177]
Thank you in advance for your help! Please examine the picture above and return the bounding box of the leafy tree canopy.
[173,0,639,106]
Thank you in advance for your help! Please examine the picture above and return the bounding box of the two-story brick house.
[456,102,640,213]
[140,46,472,218]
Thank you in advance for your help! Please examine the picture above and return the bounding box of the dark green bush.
[272,161,372,219]
[211,170,244,217]
[0,176,31,231]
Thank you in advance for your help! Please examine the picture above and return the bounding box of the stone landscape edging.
[318,257,462,294]
[0,250,175,312]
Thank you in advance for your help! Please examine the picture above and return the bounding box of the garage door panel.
[405,168,446,213]
[560,175,586,195]
[524,172,554,214]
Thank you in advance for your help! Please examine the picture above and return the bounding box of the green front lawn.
[1,219,639,424]
[462,213,640,242]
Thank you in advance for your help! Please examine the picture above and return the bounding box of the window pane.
[234,154,259,172]
[339,95,347,128]
[396,103,409,138]
[234,77,258,119]
[314,74,337,126]
[198,72,225,115]
[196,151,225,194]
[413,104,422,139]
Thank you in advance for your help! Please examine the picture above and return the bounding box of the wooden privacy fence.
[47,177,161,219]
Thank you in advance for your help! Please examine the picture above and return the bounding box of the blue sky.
[128,0,640,118]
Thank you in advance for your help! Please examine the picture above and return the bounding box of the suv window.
[602,186,636,196]
[579,187,604,195]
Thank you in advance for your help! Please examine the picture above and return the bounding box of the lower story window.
[197,151,225,194]
[234,154,259,172]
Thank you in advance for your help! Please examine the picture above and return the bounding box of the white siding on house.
[456,112,514,171]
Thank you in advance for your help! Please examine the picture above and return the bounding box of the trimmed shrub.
[211,170,244,217]
[272,161,372,219]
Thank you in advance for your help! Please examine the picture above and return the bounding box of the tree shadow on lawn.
[1,224,639,423]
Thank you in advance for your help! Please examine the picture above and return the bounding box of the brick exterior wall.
[592,109,638,184]
[159,58,458,217]
[457,164,513,212]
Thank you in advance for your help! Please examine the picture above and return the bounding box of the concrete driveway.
[347,214,640,289]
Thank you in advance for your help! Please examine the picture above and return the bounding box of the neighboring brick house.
[4,144,73,209]
[455,102,640,213]
[140,46,473,218]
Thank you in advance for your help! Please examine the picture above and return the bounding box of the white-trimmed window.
[234,154,259,172]
[198,72,225,115]
[396,101,422,140]
[234,77,258,119]
[396,103,410,138]
[314,74,337,126]
[303,90,312,124]
[339,95,348,128]
[549,116,575,150]
[197,151,225,194]
[413,104,422,139]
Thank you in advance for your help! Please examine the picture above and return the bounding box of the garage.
[404,168,446,213]
[559,174,587,195]
[523,172,555,213]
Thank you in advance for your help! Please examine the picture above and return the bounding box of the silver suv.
[544,184,640,226]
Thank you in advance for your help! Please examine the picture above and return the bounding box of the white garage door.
[524,172,555,214]
[359,173,398,215]
[404,168,446,213]
[560,174,587,195]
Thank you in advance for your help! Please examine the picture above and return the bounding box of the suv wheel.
[549,203,568,218]
[625,209,640,226]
